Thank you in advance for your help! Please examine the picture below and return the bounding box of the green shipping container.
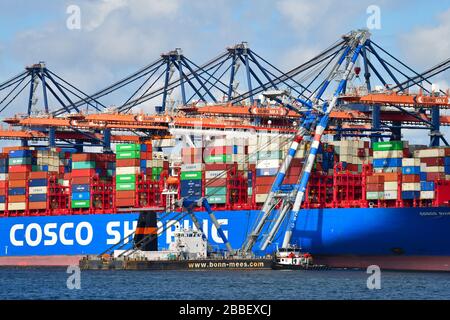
[116,150,140,159]
[247,187,253,196]
[366,191,383,200]
[72,161,96,169]
[116,144,141,152]
[116,174,136,183]
[71,200,90,208]
[373,141,403,151]
[116,183,136,191]
[204,154,232,163]
[257,151,283,160]
[205,187,227,195]
[180,171,202,180]
[9,157,32,165]
[152,167,163,175]
[207,195,227,204]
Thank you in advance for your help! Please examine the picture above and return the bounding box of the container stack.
[8,149,34,211]
[180,162,203,199]
[35,148,66,173]
[401,157,421,200]
[372,141,406,173]
[413,147,450,200]
[71,153,115,209]
[0,153,7,211]
[115,143,151,207]
[330,140,371,173]
[150,151,166,181]
[252,136,285,203]
[29,171,49,210]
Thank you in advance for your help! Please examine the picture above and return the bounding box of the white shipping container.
[152,138,175,148]
[29,187,48,194]
[0,203,5,211]
[414,148,445,158]
[373,150,404,159]
[205,170,226,179]
[8,202,26,210]
[181,163,204,172]
[256,159,282,169]
[0,174,8,181]
[384,182,398,191]
[116,166,140,175]
[255,194,268,203]
[373,167,402,173]
[422,166,444,173]
[402,158,421,166]
[63,180,70,187]
[420,191,435,199]
[383,191,397,200]
[402,183,421,191]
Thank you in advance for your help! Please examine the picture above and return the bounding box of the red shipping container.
[72,153,96,161]
[0,188,6,196]
[291,158,303,166]
[420,157,445,166]
[64,173,72,180]
[283,176,299,184]
[116,198,135,207]
[367,176,384,184]
[29,202,47,210]
[205,164,233,171]
[9,172,28,180]
[0,181,6,188]
[402,175,420,183]
[255,185,272,194]
[0,153,7,159]
[205,178,227,187]
[8,165,31,173]
[71,177,91,184]
[9,180,27,188]
[29,171,48,179]
[366,183,384,192]
[116,159,141,167]
[255,176,276,185]
[427,172,446,181]
[115,191,136,199]
[71,169,96,177]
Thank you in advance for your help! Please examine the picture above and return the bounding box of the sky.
[0,0,449,144]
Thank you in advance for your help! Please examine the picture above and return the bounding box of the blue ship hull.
[1,207,450,270]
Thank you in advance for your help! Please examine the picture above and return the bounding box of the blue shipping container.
[420,181,435,191]
[445,157,450,166]
[29,194,47,202]
[180,180,202,189]
[402,166,421,175]
[445,166,450,175]
[9,150,33,158]
[8,188,26,196]
[0,196,5,203]
[72,184,90,192]
[256,168,278,176]
[402,191,420,200]
[373,158,402,168]
[180,189,201,197]
[29,179,48,187]
[71,192,90,201]
[420,172,427,181]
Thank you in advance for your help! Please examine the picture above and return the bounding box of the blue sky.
[0,0,448,127]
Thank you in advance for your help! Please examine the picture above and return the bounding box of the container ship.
[0,30,449,271]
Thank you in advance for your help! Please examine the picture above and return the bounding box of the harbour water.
[0,267,448,300]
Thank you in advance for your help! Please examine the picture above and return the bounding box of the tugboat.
[271,245,329,270]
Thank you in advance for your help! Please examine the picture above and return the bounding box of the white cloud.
[399,9,450,68]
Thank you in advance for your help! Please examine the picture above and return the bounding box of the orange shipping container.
[29,202,47,210]
[402,175,420,183]
[71,177,91,184]
[29,171,49,179]
[116,198,135,207]
[8,195,27,202]
[9,172,28,180]
[9,180,27,188]
[255,176,276,185]
[115,191,136,199]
